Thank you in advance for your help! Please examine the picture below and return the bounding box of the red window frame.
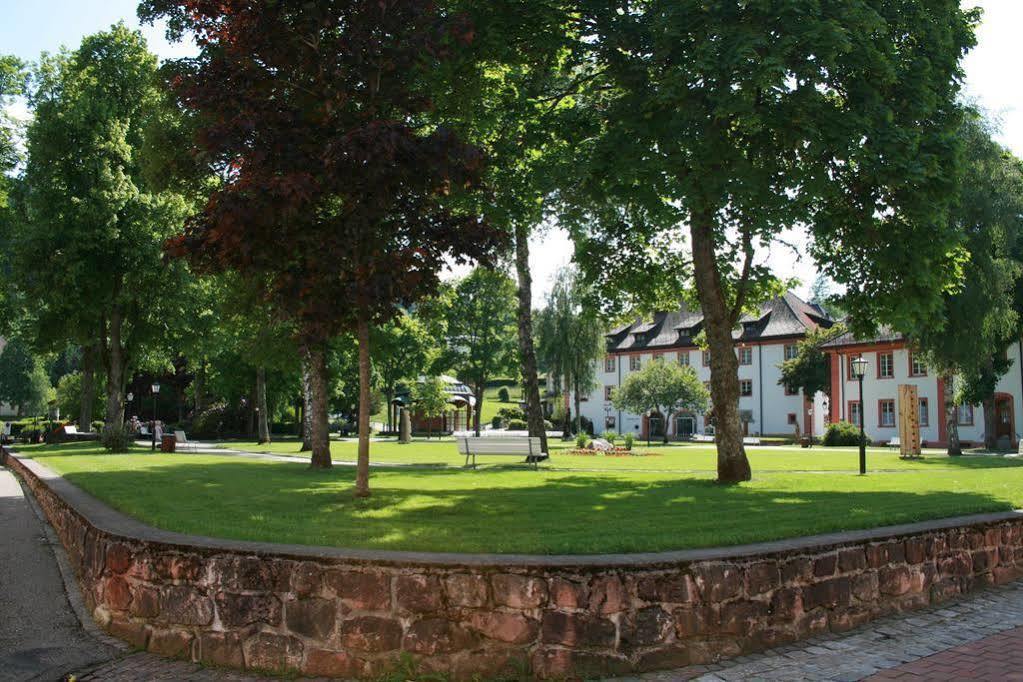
[738,347,752,366]
[604,355,616,373]
[848,400,862,427]
[877,352,894,379]
[918,397,929,427]
[878,399,896,428]
[739,379,753,397]
[909,352,927,377]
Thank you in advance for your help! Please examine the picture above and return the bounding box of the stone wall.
[5,448,1023,680]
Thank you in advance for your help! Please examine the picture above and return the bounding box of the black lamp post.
[851,356,868,474]
[151,382,161,451]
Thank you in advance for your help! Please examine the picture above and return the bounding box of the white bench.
[692,434,715,443]
[63,425,78,435]
[175,430,198,452]
[456,436,547,469]
[887,436,901,448]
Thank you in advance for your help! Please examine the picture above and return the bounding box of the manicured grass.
[16,441,1023,555]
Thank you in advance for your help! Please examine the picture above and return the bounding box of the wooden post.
[898,384,922,458]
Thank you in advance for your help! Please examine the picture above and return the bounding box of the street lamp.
[151,382,161,451]
[850,356,868,474]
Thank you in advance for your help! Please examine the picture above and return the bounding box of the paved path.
[621,580,1023,681]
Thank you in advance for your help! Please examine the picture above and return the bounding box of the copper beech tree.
[143,0,502,494]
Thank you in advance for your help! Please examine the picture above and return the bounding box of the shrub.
[580,416,594,435]
[91,420,105,432]
[497,387,510,402]
[496,406,525,422]
[604,430,618,445]
[543,419,553,430]
[101,424,133,452]
[491,415,503,429]
[506,419,528,431]
[575,433,589,449]
[823,420,864,447]
[623,432,635,450]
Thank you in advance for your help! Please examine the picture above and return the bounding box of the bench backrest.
[175,430,188,443]
[63,425,78,435]
[457,436,543,456]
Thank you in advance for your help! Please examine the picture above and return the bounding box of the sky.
[2,0,1021,306]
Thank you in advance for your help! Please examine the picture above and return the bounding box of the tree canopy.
[612,359,709,444]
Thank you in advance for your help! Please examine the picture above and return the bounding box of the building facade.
[823,330,1023,448]
[575,292,833,440]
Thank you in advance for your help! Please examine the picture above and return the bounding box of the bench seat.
[456,436,547,469]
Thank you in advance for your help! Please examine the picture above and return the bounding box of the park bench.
[456,436,547,469]
[887,436,901,449]
[692,434,714,443]
[175,430,198,453]
[743,436,761,446]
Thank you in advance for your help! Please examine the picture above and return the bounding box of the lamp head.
[152,382,161,395]
[851,356,868,379]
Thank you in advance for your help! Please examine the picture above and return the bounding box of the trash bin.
[161,434,176,453]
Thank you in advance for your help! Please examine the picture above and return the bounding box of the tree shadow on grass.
[46,457,1023,555]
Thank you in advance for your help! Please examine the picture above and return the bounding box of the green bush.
[623,432,635,450]
[506,419,528,431]
[823,420,864,446]
[496,406,525,423]
[101,424,133,452]
[543,419,554,430]
[575,433,589,449]
[90,420,105,432]
[604,430,618,445]
[497,387,510,402]
[491,415,503,429]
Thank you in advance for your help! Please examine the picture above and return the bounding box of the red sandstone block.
[325,569,391,611]
[491,573,547,609]
[156,553,203,582]
[243,631,303,674]
[781,557,813,584]
[403,617,478,655]
[801,576,852,610]
[674,604,713,638]
[103,575,133,611]
[105,542,133,574]
[636,572,696,604]
[622,606,674,648]
[395,574,444,613]
[838,548,867,573]
[464,610,539,644]
[745,561,780,595]
[993,565,1021,585]
[718,599,769,636]
[290,561,322,597]
[210,555,273,591]
[338,615,404,652]
[851,571,878,603]
[813,553,838,578]
[541,610,616,647]
[531,647,631,679]
[550,576,588,608]
[107,616,149,649]
[589,574,626,614]
[878,565,912,596]
[285,597,337,639]
[770,587,802,620]
[904,537,927,564]
[303,648,365,678]
[985,527,1002,547]
[971,549,997,573]
[215,591,282,628]
[693,563,742,601]
[444,572,489,608]
[128,584,160,619]
[148,628,193,659]
[159,585,213,626]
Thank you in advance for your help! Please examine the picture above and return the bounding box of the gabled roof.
[607,291,833,353]
[820,326,905,349]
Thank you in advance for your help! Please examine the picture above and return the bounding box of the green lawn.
[15,440,1023,555]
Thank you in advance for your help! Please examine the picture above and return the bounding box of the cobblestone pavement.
[74,653,310,681]
[618,580,1023,682]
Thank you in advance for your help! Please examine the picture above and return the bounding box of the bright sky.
[2,0,1020,306]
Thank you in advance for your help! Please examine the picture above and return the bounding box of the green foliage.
[497,387,510,403]
[413,377,450,421]
[574,433,589,449]
[495,406,525,423]
[779,324,847,398]
[101,424,133,453]
[0,338,53,415]
[603,430,618,445]
[623,432,635,450]
[55,371,106,424]
[506,419,527,431]
[823,421,864,447]
[612,359,709,429]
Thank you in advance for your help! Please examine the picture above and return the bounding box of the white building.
[823,329,1023,448]
[574,292,833,441]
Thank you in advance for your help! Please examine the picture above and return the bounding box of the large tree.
[442,268,518,436]
[612,359,709,445]
[536,267,606,437]
[913,115,1023,454]
[17,25,191,445]
[144,1,503,496]
[567,1,977,481]
[0,337,52,417]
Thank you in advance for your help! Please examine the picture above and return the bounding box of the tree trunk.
[79,344,95,431]
[104,308,126,433]
[573,377,582,436]
[513,221,549,454]
[305,345,331,468]
[943,375,962,456]
[562,375,572,439]
[300,355,313,451]
[354,317,372,497]
[690,215,752,482]
[983,395,997,450]
[193,360,206,414]
[474,383,483,437]
[256,366,270,444]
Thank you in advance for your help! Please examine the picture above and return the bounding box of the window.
[604,385,614,401]
[678,351,690,366]
[878,352,894,379]
[919,398,929,427]
[879,399,896,427]
[958,404,974,426]
[846,354,862,380]
[787,413,797,425]
[849,400,862,427]
[629,355,641,371]
[604,356,616,373]
[739,379,753,397]
[605,416,616,429]
[784,344,799,361]
[738,347,753,365]
[702,350,711,367]
[910,353,927,377]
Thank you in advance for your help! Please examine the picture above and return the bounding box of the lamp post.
[151,382,161,451]
[850,356,868,474]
